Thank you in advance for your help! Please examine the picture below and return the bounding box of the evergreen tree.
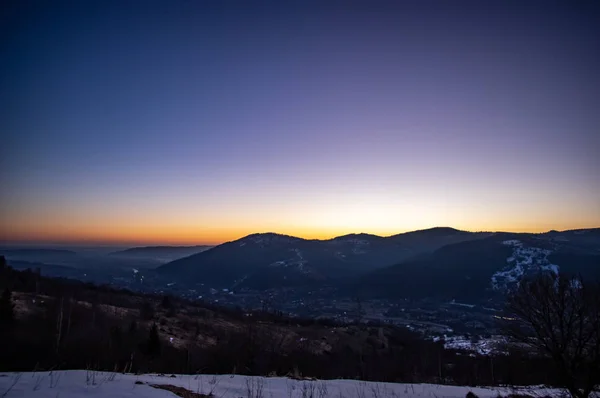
[110,325,123,346]
[128,320,138,334]
[140,301,155,320]
[146,323,161,357]
[161,295,172,309]
[0,288,15,326]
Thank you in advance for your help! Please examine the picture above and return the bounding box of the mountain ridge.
[110,245,213,263]
[155,227,600,294]
[156,227,494,289]
[0,248,77,256]
[111,245,212,255]
[207,226,599,245]
[355,230,600,302]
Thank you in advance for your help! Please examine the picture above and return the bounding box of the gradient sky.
[1,1,599,245]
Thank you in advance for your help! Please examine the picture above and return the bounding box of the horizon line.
[1,225,598,248]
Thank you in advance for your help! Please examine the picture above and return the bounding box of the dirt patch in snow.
[149,383,213,398]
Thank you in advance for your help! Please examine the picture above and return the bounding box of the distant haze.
[1,2,599,245]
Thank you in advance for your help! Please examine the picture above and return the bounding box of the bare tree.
[56,297,64,353]
[505,273,600,398]
[0,288,15,326]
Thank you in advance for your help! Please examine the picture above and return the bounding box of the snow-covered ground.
[0,370,559,398]
[491,240,559,291]
[435,335,508,356]
[267,248,310,273]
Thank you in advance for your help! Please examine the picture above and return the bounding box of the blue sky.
[1,1,599,244]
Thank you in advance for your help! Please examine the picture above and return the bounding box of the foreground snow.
[0,370,558,398]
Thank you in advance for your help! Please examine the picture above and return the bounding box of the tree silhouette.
[140,301,155,320]
[161,295,172,309]
[128,320,138,334]
[162,295,177,317]
[146,323,161,357]
[0,288,15,327]
[505,274,600,398]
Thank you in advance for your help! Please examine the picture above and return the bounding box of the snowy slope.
[0,370,558,398]
[491,240,559,291]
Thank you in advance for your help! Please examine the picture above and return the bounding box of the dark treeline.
[0,256,557,387]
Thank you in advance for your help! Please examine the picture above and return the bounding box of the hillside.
[356,229,600,302]
[0,262,557,386]
[110,245,212,263]
[0,248,77,263]
[157,228,488,289]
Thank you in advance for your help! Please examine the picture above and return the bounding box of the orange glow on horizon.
[2,221,599,246]
[2,1,599,250]
[2,189,599,246]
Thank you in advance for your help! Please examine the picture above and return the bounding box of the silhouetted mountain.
[110,245,212,263]
[7,260,77,277]
[0,248,78,265]
[157,229,488,289]
[393,226,465,237]
[388,227,490,257]
[356,228,600,302]
[157,233,358,288]
[0,249,77,256]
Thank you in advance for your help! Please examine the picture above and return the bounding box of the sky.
[1,1,599,245]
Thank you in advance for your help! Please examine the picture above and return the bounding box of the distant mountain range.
[157,227,491,288]
[4,228,596,303]
[357,228,600,302]
[0,245,214,272]
[0,248,78,264]
[157,227,600,300]
[0,248,77,256]
[110,245,213,263]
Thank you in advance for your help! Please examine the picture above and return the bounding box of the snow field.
[0,370,558,398]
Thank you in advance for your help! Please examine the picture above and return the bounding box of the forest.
[0,255,573,388]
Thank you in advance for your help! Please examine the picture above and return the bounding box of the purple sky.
[1,1,599,244]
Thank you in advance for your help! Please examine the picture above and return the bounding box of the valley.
[3,227,598,348]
